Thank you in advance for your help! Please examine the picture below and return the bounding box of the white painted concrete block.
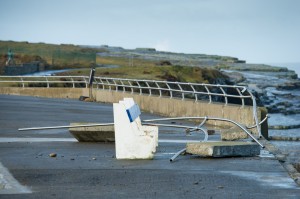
[113,98,158,159]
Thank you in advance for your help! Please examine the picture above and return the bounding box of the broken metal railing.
[18,114,266,162]
[94,77,251,105]
[19,115,266,148]
[142,116,264,148]
[143,115,267,161]
[0,75,261,136]
[94,77,261,137]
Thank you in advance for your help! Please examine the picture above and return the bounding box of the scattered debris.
[49,153,57,158]
[79,96,89,101]
[207,129,215,135]
[276,154,287,163]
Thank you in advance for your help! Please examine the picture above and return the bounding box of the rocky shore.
[224,66,300,180]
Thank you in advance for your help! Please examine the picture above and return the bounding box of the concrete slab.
[69,123,114,142]
[221,127,249,141]
[186,141,261,157]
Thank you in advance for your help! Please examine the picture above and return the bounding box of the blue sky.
[0,0,300,63]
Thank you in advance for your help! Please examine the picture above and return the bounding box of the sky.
[0,0,300,64]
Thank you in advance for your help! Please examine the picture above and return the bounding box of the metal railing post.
[106,79,111,91]
[84,77,88,88]
[145,81,151,96]
[166,82,172,98]
[190,84,198,102]
[128,80,134,93]
[219,86,227,105]
[248,90,261,137]
[45,76,50,88]
[236,87,245,107]
[70,77,75,88]
[120,80,126,92]
[136,81,142,95]
[155,82,162,97]
[112,79,118,92]
[204,85,212,103]
[177,83,184,100]
[94,78,99,89]
[100,78,105,89]
[20,77,25,88]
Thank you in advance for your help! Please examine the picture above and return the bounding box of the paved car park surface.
[0,95,299,199]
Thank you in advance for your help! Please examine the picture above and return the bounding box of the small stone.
[84,98,94,102]
[217,186,224,189]
[92,157,96,160]
[70,158,75,160]
[49,153,57,158]
[276,154,286,162]
[0,183,5,190]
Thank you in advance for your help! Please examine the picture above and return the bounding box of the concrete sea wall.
[0,87,268,137]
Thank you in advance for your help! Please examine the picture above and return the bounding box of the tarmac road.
[0,94,299,199]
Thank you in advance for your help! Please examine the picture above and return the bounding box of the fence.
[0,75,261,136]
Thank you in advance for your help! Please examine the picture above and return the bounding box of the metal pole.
[170,148,186,162]
[18,123,114,131]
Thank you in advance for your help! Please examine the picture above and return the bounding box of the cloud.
[153,40,171,51]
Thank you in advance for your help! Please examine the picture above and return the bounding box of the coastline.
[266,62,300,78]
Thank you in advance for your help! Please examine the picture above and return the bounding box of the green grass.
[0,40,229,84]
[62,55,228,84]
[0,40,104,69]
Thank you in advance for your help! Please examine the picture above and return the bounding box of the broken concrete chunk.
[221,127,248,141]
[186,141,260,157]
[69,123,114,142]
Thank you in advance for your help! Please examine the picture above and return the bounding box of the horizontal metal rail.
[0,76,89,88]
[18,123,114,131]
[0,75,261,136]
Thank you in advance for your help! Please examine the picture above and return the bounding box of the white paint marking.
[221,171,300,189]
[0,138,77,143]
[0,162,31,194]
[158,139,202,143]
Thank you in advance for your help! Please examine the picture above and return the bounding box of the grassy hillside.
[0,40,229,83]
[61,56,228,84]
[0,40,103,69]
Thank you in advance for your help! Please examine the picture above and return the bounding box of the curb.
[269,136,300,141]
[261,139,300,186]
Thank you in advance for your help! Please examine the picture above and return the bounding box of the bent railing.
[0,75,261,136]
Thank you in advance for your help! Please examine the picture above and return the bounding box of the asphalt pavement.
[0,94,299,199]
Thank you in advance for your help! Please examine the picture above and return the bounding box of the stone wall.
[4,62,42,75]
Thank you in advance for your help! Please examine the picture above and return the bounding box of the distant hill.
[0,40,296,82]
